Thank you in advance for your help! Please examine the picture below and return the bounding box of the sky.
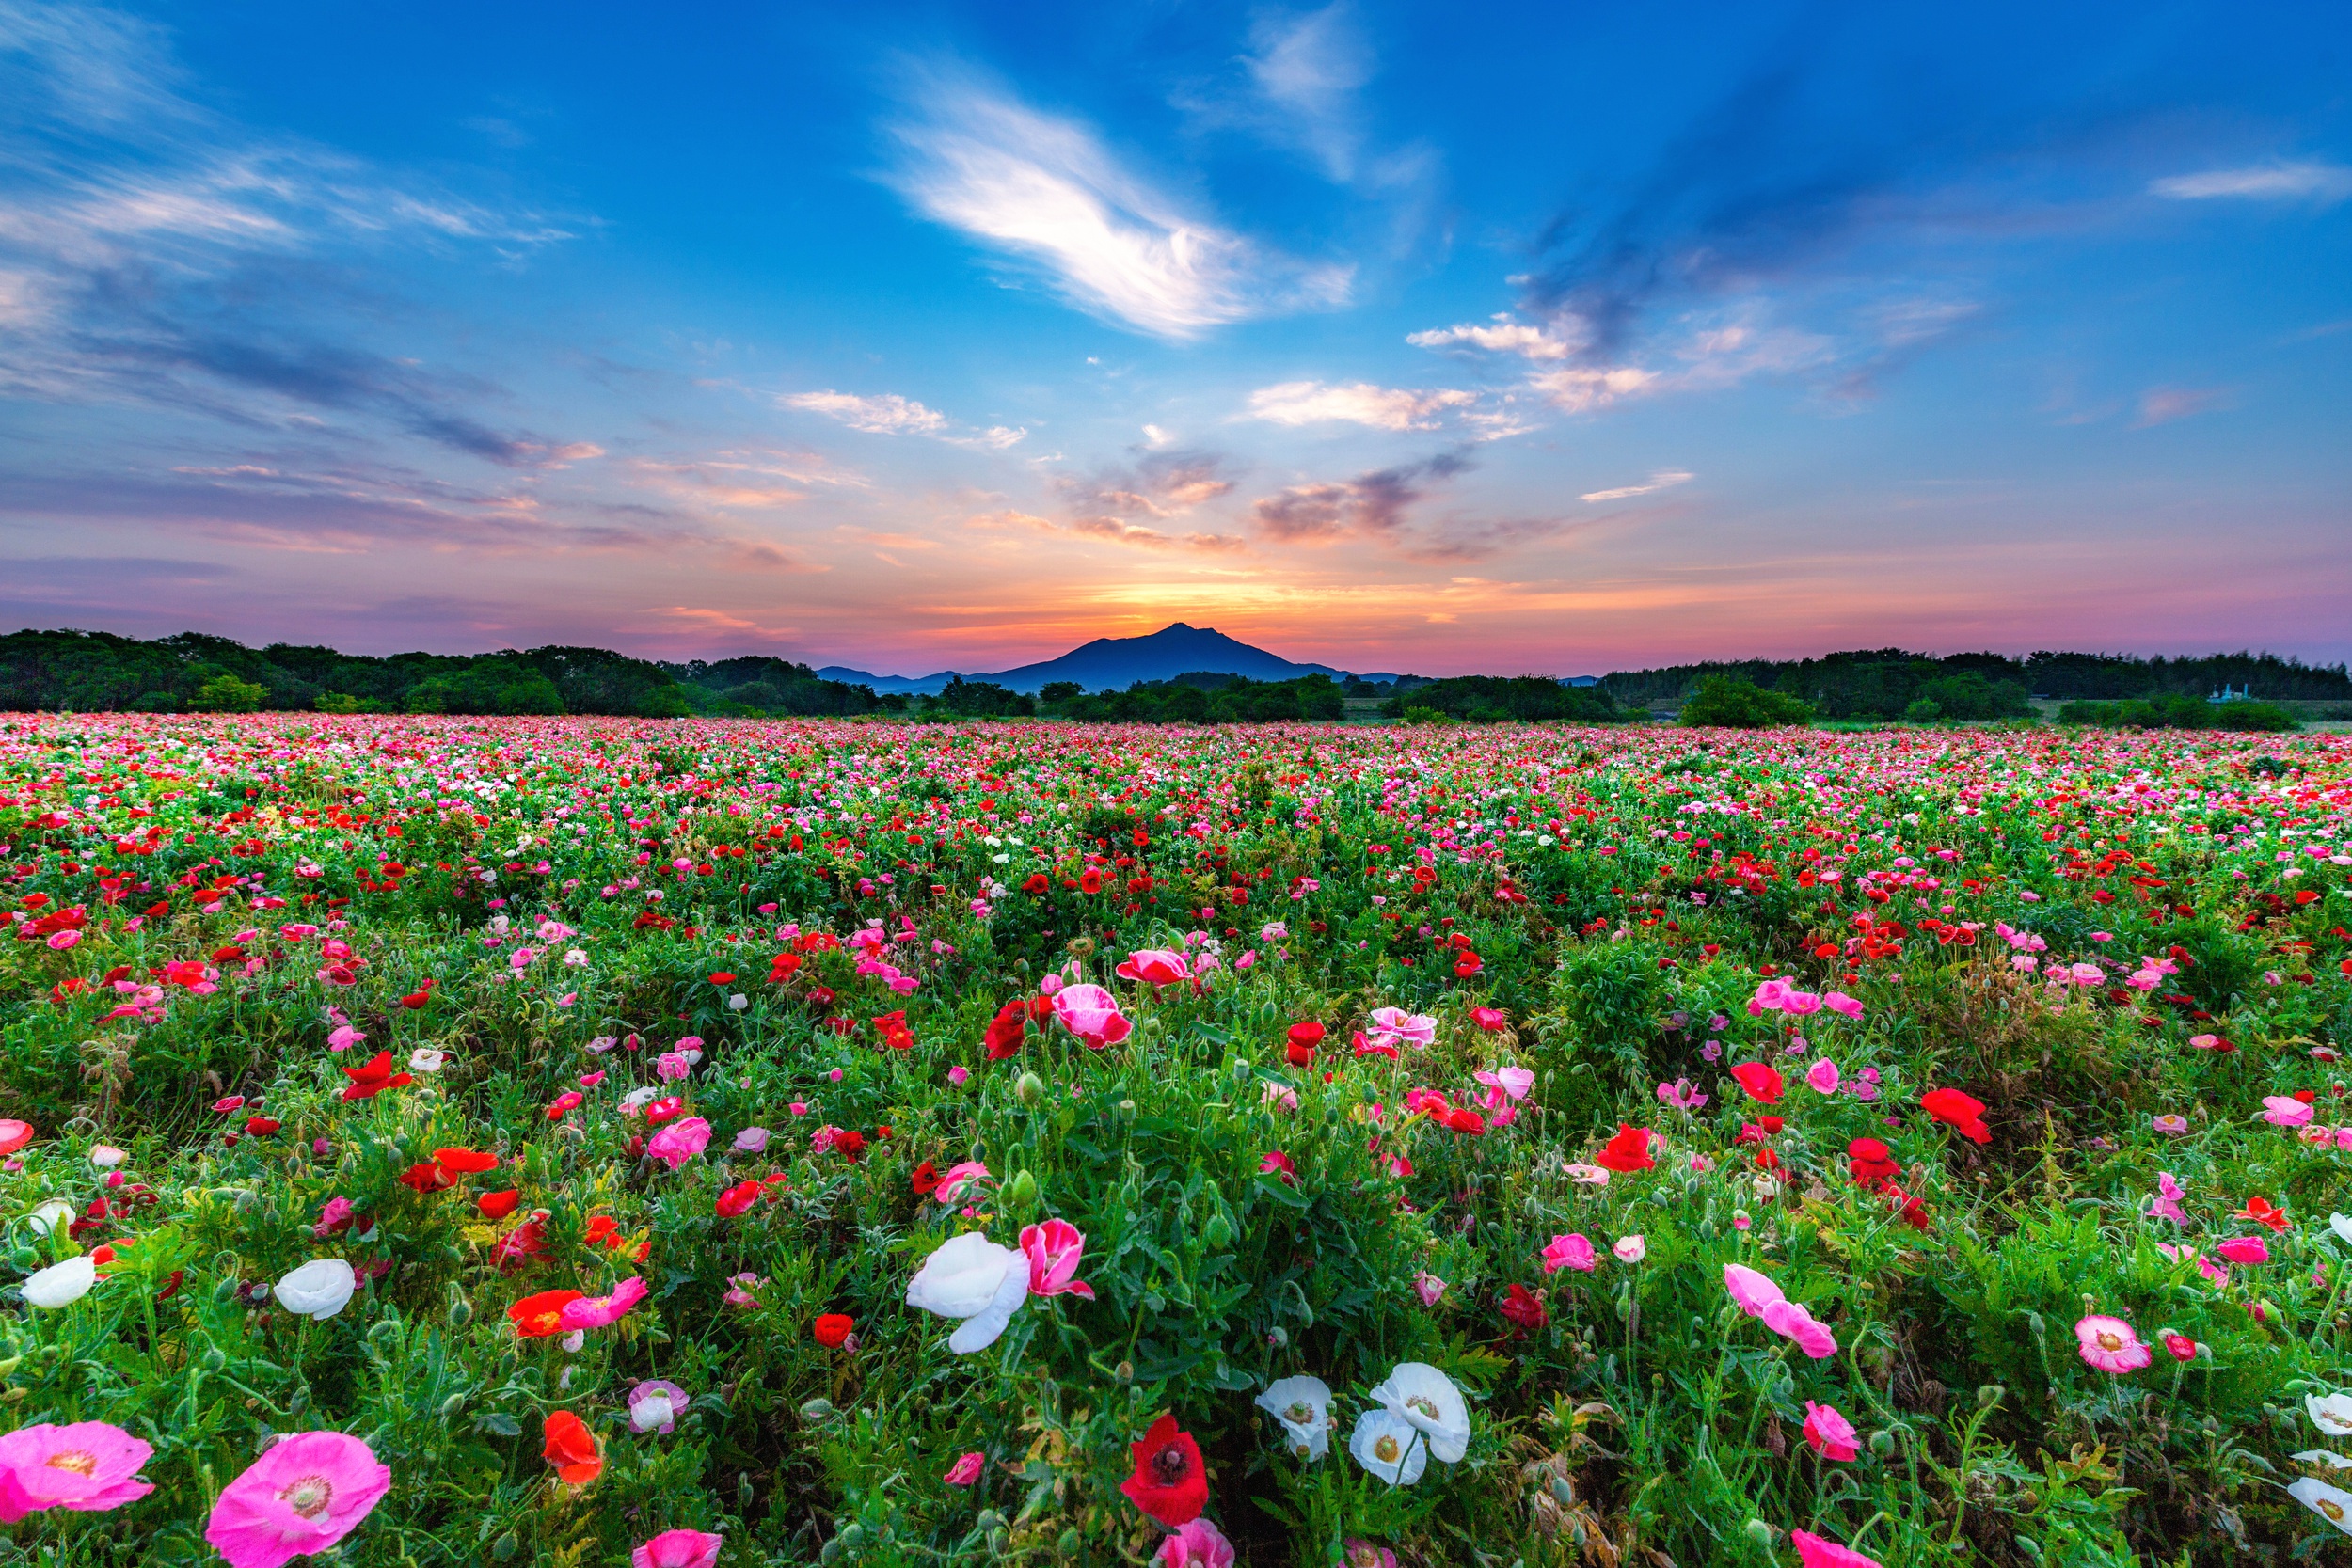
[1,0,2347,679]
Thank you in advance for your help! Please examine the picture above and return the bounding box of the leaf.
[474,1412,522,1438]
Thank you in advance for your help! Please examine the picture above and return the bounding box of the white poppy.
[275,1259,357,1320]
[2292,1477,2352,1535]
[1368,1361,1470,1463]
[631,1391,677,1432]
[2332,1212,2352,1247]
[1255,1375,1333,1462]
[1347,1408,1428,1486]
[23,1254,96,1309]
[24,1199,75,1237]
[2313,1394,2352,1436]
[87,1145,126,1170]
[408,1048,447,1073]
[905,1231,1029,1354]
[2296,1449,2352,1470]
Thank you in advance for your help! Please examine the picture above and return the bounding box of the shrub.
[1677,675,1812,727]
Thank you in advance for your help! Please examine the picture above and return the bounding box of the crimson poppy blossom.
[1119,1414,1208,1527]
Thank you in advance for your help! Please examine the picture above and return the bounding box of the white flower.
[2312,1394,2352,1436]
[2296,1449,2352,1470]
[22,1254,97,1308]
[631,1391,676,1432]
[408,1048,447,1073]
[2292,1477,2352,1534]
[275,1259,358,1319]
[904,1232,1029,1354]
[1613,1234,1647,1264]
[1255,1375,1333,1461]
[727,994,748,1012]
[1347,1408,1428,1486]
[1368,1362,1470,1463]
[88,1145,126,1170]
[2331,1212,2352,1246]
[24,1199,75,1237]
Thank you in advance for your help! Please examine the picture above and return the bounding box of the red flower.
[1921,1087,1992,1144]
[477,1190,522,1220]
[708,971,737,986]
[397,1162,453,1193]
[1594,1123,1655,1173]
[1730,1061,1785,1104]
[1022,873,1051,895]
[1846,1137,1900,1190]
[2245,1196,2291,1233]
[243,1117,280,1136]
[1285,1021,1324,1067]
[1118,1414,1208,1527]
[831,1130,866,1162]
[433,1147,498,1175]
[813,1313,855,1348]
[769,952,803,981]
[340,1051,413,1101]
[983,1000,1030,1059]
[2162,1332,2198,1361]
[542,1410,602,1485]
[644,1096,685,1126]
[1500,1282,1549,1333]
[715,1180,763,1217]
[509,1290,585,1338]
[1453,950,1484,978]
[911,1160,942,1195]
[1443,1107,1486,1135]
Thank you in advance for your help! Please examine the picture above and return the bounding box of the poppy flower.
[432,1148,498,1175]
[508,1290,585,1338]
[1921,1087,1992,1144]
[911,1160,942,1196]
[715,1180,763,1217]
[1119,1413,1208,1527]
[1499,1283,1549,1332]
[339,1052,412,1101]
[477,1190,522,1220]
[2246,1196,2291,1233]
[1452,950,1483,978]
[1286,1021,1323,1066]
[542,1410,602,1485]
[561,1277,648,1330]
[813,1313,854,1348]
[1846,1137,1899,1189]
[1594,1124,1655,1173]
[2074,1314,2152,1373]
[1730,1062,1785,1104]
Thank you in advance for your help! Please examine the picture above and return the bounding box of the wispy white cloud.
[1245,379,1476,432]
[1407,315,1578,360]
[1526,365,1661,414]
[2151,162,2352,202]
[886,71,1350,339]
[1581,470,1692,503]
[779,388,1026,450]
[2133,385,2235,427]
[1244,4,1374,182]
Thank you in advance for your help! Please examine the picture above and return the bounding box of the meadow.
[1,713,2349,1568]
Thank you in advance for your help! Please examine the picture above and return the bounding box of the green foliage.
[1678,675,1814,727]
[1377,675,1624,723]
[2058,695,2300,731]
[1046,672,1346,723]
[185,673,265,712]
[1607,645,2352,709]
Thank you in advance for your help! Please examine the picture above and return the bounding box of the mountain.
[819,624,1363,696]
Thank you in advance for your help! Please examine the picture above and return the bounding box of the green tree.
[1678,675,1812,728]
[188,673,266,712]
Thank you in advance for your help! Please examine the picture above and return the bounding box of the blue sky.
[2,0,2346,676]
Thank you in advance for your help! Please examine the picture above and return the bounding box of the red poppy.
[397,1162,453,1194]
[1921,1087,1992,1144]
[509,1290,585,1338]
[769,952,803,981]
[1022,873,1051,895]
[644,1096,685,1126]
[1730,1061,1785,1104]
[1453,950,1483,978]
[243,1117,280,1136]
[2162,1332,2197,1361]
[1500,1282,1549,1333]
[433,1147,498,1174]
[399,989,432,1009]
[911,1160,942,1195]
[715,1180,764,1217]
[0,1119,32,1156]
[542,1410,602,1484]
[708,971,737,985]
[1285,1021,1324,1067]
[544,1091,584,1121]
[477,1189,522,1220]
[339,1051,413,1101]
[1594,1123,1656,1173]
[813,1312,855,1348]
[983,1000,1030,1059]
[831,1130,866,1162]
[1846,1137,1900,1189]
[1443,1107,1486,1135]
[1118,1413,1207,1527]
[2245,1196,2291,1233]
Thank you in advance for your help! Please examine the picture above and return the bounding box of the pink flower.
[1260,1150,1297,1182]
[1364,1006,1438,1052]
[2145,1172,2186,1224]
[1820,991,1865,1019]
[1474,1066,1534,1101]
[1656,1077,1708,1111]
[45,928,78,951]
[1541,1233,1597,1274]
[1782,990,1821,1016]
[1805,1059,1840,1095]
[1723,1263,1784,1318]
[935,1161,993,1205]
[1790,1530,1883,1568]
[1020,1218,1096,1299]
[1749,978,1792,1014]
[326,1025,366,1053]
[733,1126,770,1153]
[628,1379,690,1434]
[633,1528,723,1568]
[2074,1314,2152,1373]
[1802,1401,1858,1461]
[2264,1095,2316,1128]
[646,1117,711,1170]
[2155,1242,2229,1284]
[311,1196,355,1239]
[2215,1236,2271,1265]
[1412,1271,1446,1307]
[1470,1006,1510,1031]
[1724,1264,1837,1357]
[0,1421,154,1521]
[1158,1518,1236,1568]
[203,1431,392,1568]
[1116,948,1192,987]
[947,1064,970,1085]
[945,1451,985,1486]
[656,1052,693,1082]
[1051,983,1133,1050]
[561,1276,648,1330]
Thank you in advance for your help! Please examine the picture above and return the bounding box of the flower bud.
[1014,1071,1046,1106]
[1977,1383,2005,1410]
[1001,1170,1039,1218]
[1869,1429,1896,1456]
[1202,1212,1234,1250]
[1743,1521,1776,1547]
[801,1398,838,1423]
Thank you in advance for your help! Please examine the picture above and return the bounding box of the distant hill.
[823,623,1373,695]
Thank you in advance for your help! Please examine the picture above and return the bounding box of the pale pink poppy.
[2074,1314,2152,1373]
[1474,1066,1534,1101]
[2145,1172,2187,1223]
[1159,1518,1236,1567]
[1051,984,1132,1050]
[1802,1401,1858,1461]
[1820,991,1865,1019]
[935,1162,993,1205]
[1116,948,1192,987]
[1020,1219,1096,1299]
[1412,1271,1446,1307]
[646,1117,711,1170]
[1364,1006,1438,1052]
[2265,1096,2317,1128]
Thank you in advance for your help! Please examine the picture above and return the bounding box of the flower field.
[3,714,2351,1568]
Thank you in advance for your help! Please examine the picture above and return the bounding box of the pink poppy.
[0,1421,154,1521]
[1474,1066,1534,1101]
[1820,991,1865,1019]
[646,1117,711,1170]
[935,1162,993,1205]
[2074,1314,2152,1373]
[204,1431,392,1568]
[2215,1236,2271,1265]
[1541,1233,1597,1274]
[1260,1150,1297,1182]
[1805,1059,1840,1095]
[561,1276,649,1331]
[1158,1517,1236,1568]
[1020,1218,1096,1299]
[1364,1006,1437,1052]
[1790,1530,1883,1568]
[1802,1401,1858,1461]
[1762,1299,1839,1359]
[1723,1263,1784,1318]
[1412,1271,1446,1307]
[1470,1006,1510,1031]
[1116,948,1192,987]
[633,1529,723,1568]
[2145,1172,2187,1223]
[945,1451,985,1486]
[1052,983,1133,1050]
[2264,1096,2316,1128]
